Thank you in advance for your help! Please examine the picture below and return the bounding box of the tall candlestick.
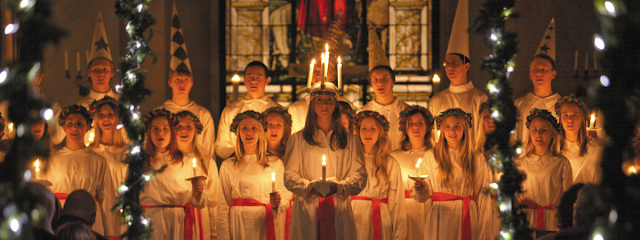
[192,158,197,177]
[415,158,422,176]
[322,155,326,181]
[76,52,81,71]
[574,51,578,71]
[271,172,276,193]
[433,74,441,94]
[320,53,326,87]
[86,50,90,65]
[585,53,589,71]
[34,159,40,180]
[590,113,596,128]
[232,74,240,101]
[308,59,315,90]
[65,51,69,71]
[594,51,597,71]
[337,57,342,90]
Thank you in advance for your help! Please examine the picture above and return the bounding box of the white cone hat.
[368,24,390,71]
[170,3,192,74]
[446,0,469,59]
[89,12,113,63]
[535,18,556,60]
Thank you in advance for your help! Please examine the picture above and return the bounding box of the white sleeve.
[215,107,235,159]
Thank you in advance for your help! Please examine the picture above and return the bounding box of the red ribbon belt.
[54,192,97,201]
[286,198,293,240]
[519,199,555,230]
[317,196,336,240]
[142,205,204,240]
[351,196,389,240]
[404,190,412,199]
[232,199,276,240]
[491,194,497,200]
[432,192,475,240]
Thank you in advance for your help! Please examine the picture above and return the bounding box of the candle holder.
[407,175,430,181]
[33,179,52,186]
[185,176,207,181]
[66,70,71,79]
[76,71,83,81]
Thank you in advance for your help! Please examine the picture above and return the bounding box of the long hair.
[144,116,183,165]
[523,117,562,158]
[433,116,476,188]
[89,104,126,149]
[266,112,291,159]
[357,118,391,185]
[557,104,588,157]
[400,110,433,151]
[302,96,348,150]
[234,117,269,168]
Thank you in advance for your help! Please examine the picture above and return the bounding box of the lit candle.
[322,155,326,181]
[232,74,240,101]
[65,51,69,71]
[590,113,596,128]
[320,53,326,86]
[8,122,13,133]
[324,44,329,81]
[192,158,197,177]
[628,166,637,175]
[34,159,40,180]
[415,158,422,176]
[584,52,589,71]
[432,74,441,94]
[337,57,342,90]
[271,172,276,193]
[308,59,315,90]
[574,51,578,71]
[76,52,81,71]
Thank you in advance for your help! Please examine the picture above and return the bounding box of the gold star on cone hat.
[170,3,192,75]
[89,12,112,63]
[368,23,390,71]
[535,18,556,60]
[446,0,470,59]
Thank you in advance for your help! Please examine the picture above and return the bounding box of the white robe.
[427,81,488,147]
[140,152,214,240]
[413,149,492,240]
[90,143,128,194]
[516,154,573,231]
[561,138,602,184]
[390,147,427,240]
[217,155,291,240]
[351,154,406,240]
[40,147,119,238]
[159,100,216,158]
[513,93,561,146]
[215,95,281,159]
[360,98,408,151]
[284,130,368,240]
[288,95,354,134]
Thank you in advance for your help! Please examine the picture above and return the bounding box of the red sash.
[490,194,497,199]
[404,190,412,198]
[142,205,204,240]
[519,199,555,230]
[432,192,475,240]
[232,199,276,240]
[351,196,389,240]
[317,196,336,240]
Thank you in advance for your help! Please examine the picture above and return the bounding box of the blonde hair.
[475,109,490,156]
[233,117,269,168]
[89,104,126,149]
[557,104,588,157]
[357,117,391,185]
[433,116,476,188]
[523,117,562,158]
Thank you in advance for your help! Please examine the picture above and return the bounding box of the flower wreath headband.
[435,108,473,130]
[264,107,292,126]
[176,111,204,134]
[354,110,390,132]
[89,95,119,115]
[398,105,433,132]
[526,108,560,131]
[230,110,267,133]
[554,94,587,117]
[339,102,356,117]
[143,108,179,128]
[478,100,491,115]
[0,112,4,138]
[58,104,93,128]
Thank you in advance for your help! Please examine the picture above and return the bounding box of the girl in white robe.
[40,105,119,238]
[88,96,128,195]
[474,101,501,237]
[217,110,291,240]
[176,111,219,239]
[353,111,406,240]
[389,105,433,240]
[284,82,367,240]
[516,108,573,231]
[413,108,492,240]
[139,109,208,240]
[555,95,602,184]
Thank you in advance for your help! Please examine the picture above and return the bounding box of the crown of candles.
[308,44,343,92]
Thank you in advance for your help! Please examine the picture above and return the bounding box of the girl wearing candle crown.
[176,111,219,239]
[39,105,119,238]
[389,105,433,240]
[217,110,291,240]
[284,81,367,240]
[352,110,407,240]
[88,96,128,196]
[555,95,603,184]
[516,108,572,231]
[412,108,491,240]
[264,107,292,159]
[139,108,208,240]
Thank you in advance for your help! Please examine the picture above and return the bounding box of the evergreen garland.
[471,0,532,239]
[112,0,157,239]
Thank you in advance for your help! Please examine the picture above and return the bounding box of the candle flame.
[433,74,441,83]
[338,56,341,65]
[322,155,326,166]
[590,113,596,122]
[192,158,197,168]
[34,159,40,169]
[88,131,95,142]
[325,43,329,52]
[630,166,637,174]
[8,122,13,132]
[311,59,316,65]
[272,172,276,182]
[415,158,422,168]
[232,74,240,82]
